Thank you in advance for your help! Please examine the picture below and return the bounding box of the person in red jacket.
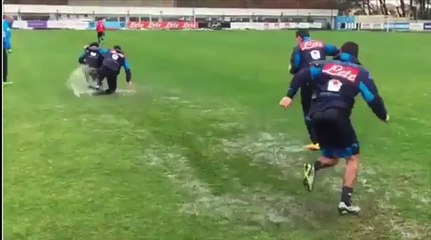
[96,18,105,44]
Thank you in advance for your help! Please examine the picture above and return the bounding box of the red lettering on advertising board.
[127,21,198,30]
[127,21,143,29]
[322,64,359,82]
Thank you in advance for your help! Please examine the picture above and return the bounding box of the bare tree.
[410,0,417,19]
[366,0,373,14]
[428,0,431,18]
[400,0,407,17]
[416,0,431,19]
[362,0,377,14]
[379,0,389,15]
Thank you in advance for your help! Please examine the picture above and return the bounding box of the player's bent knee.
[319,157,339,166]
[346,155,360,168]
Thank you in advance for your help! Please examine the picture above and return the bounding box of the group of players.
[280,30,389,215]
[79,28,389,214]
[77,18,134,95]
[78,42,133,95]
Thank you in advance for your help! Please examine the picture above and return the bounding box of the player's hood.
[88,46,99,51]
[113,49,124,54]
[112,45,124,54]
[333,53,361,65]
[302,36,311,41]
[334,41,361,65]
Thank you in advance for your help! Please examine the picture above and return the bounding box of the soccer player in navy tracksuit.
[289,30,340,151]
[78,42,109,89]
[280,42,389,214]
[95,45,132,95]
[3,16,13,84]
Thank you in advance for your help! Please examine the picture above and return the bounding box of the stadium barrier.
[358,21,431,32]
[127,21,199,30]
[88,21,125,30]
[10,20,326,30]
[48,20,89,30]
[11,20,90,30]
[336,15,431,33]
[359,23,384,31]
[12,19,431,32]
[335,16,356,30]
[229,22,323,30]
[409,22,424,31]
[384,23,410,31]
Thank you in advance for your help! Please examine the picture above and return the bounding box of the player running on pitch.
[94,45,132,95]
[280,42,389,215]
[78,42,109,89]
[96,18,106,45]
[289,30,340,151]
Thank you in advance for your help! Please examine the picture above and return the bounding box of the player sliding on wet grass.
[280,42,389,215]
[78,44,133,95]
[78,42,108,90]
[94,45,133,95]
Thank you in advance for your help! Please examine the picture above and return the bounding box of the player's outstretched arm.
[359,74,389,122]
[289,47,301,75]
[78,52,86,64]
[286,68,311,98]
[323,44,340,56]
[280,68,312,108]
[123,59,132,86]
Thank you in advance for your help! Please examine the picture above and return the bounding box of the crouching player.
[94,45,132,95]
[78,42,108,89]
[279,42,389,214]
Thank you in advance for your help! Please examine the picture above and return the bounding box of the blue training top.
[3,20,12,50]
[286,55,388,121]
[289,37,339,75]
